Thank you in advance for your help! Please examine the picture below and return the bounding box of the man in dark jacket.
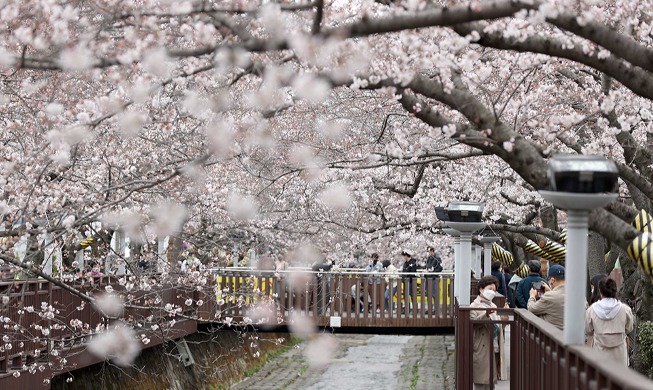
[491,261,507,297]
[426,247,443,308]
[401,251,418,310]
[515,260,548,308]
[426,247,443,272]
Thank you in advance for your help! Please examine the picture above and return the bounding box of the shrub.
[638,321,653,377]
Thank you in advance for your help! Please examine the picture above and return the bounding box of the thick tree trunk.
[587,232,608,278]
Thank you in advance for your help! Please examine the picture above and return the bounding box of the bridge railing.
[455,303,653,390]
[212,269,455,328]
[0,277,204,378]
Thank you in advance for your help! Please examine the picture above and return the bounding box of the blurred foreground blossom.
[288,312,316,338]
[93,293,124,318]
[87,322,140,367]
[319,184,352,211]
[226,192,259,221]
[152,201,188,237]
[247,303,276,328]
[304,333,338,368]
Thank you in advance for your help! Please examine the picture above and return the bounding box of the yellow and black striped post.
[515,263,529,279]
[541,239,566,263]
[627,232,653,281]
[491,243,513,266]
[80,237,94,248]
[633,210,653,234]
[524,240,561,263]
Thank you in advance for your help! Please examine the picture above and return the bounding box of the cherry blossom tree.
[2,0,653,380]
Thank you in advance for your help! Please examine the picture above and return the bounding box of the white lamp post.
[479,233,501,277]
[473,245,482,278]
[445,201,486,306]
[539,154,618,345]
[442,228,461,298]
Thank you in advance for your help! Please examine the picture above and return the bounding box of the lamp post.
[479,233,501,277]
[442,228,461,298]
[473,245,482,278]
[539,154,618,345]
[445,201,486,306]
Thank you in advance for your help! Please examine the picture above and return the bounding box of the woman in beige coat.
[585,277,634,365]
[470,275,506,389]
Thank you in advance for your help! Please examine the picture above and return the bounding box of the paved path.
[231,333,455,390]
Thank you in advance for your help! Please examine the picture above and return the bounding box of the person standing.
[527,264,566,330]
[401,251,418,311]
[365,253,384,311]
[515,260,547,308]
[470,275,506,389]
[383,259,399,310]
[426,247,443,308]
[589,273,608,306]
[490,262,507,298]
[585,277,634,365]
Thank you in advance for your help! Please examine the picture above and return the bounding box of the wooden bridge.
[2,268,652,389]
[215,269,455,329]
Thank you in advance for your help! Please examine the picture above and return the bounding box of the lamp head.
[547,154,618,194]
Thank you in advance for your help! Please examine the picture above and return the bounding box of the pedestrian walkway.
[230,333,455,389]
[495,325,511,390]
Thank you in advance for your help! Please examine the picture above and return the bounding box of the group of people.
[471,261,634,389]
[350,248,444,313]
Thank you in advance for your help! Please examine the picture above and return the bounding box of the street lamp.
[444,201,486,306]
[539,154,618,345]
[479,232,501,278]
[442,228,461,298]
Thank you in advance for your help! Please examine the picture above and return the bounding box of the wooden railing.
[0,277,203,389]
[214,269,455,328]
[455,303,653,390]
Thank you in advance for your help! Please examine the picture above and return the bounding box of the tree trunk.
[587,232,608,277]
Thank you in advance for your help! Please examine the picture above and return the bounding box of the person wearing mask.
[585,277,634,365]
[527,264,566,330]
[470,275,507,389]
[515,260,548,308]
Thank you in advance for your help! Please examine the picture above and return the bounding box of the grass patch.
[243,337,303,378]
[410,361,420,390]
[276,363,309,390]
[211,337,303,389]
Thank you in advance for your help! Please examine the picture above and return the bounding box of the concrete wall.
[51,329,291,390]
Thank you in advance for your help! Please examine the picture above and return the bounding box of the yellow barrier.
[215,275,274,304]
[215,274,452,305]
[392,277,451,305]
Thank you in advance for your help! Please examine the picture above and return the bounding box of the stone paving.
[231,333,455,390]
